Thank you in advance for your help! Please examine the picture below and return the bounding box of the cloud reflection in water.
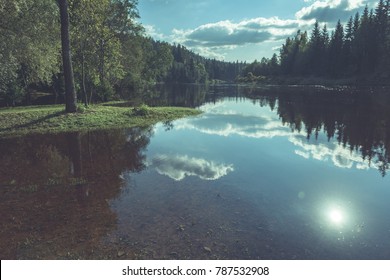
[290,135,373,170]
[175,101,377,172]
[176,113,293,139]
[150,154,234,181]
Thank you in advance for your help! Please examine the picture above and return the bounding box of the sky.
[138,0,379,62]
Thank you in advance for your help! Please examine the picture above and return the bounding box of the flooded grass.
[0,103,201,138]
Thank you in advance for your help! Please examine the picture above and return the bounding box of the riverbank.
[0,102,201,138]
[237,75,390,87]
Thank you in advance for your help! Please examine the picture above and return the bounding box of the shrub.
[76,104,87,113]
[132,104,149,116]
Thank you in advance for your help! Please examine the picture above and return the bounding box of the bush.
[76,104,87,113]
[132,104,149,116]
[4,81,25,106]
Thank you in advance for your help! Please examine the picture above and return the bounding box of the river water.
[1,84,390,259]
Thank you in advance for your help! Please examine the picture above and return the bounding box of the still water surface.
[1,85,390,259]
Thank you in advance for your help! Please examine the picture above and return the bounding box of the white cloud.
[143,24,167,41]
[171,17,303,50]
[296,0,368,22]
[150,154,234,181]
[347,0,366,10]
[144,0,378,61]
[168,1,372,59]
[242,17,301,29]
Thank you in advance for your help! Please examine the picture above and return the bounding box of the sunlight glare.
[329,208,344,224]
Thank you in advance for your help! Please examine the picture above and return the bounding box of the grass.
[0,102,201,138]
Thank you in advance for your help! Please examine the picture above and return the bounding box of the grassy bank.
[0,102,201,138]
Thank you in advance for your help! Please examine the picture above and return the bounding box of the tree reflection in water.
[241,85,390,177]
[1,84,390,260]
[0,127,152,259]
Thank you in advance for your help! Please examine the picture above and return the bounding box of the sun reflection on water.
[324,204,348,228]
[329,208,344,225]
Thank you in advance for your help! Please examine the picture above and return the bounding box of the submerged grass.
[0,102,201,138]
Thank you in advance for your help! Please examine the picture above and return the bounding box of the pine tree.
[343,17,354,74]
[308,21,322,75]
[280,37,294,74]
[348,12,361,74]
[355,6,371,74]
[328,20,344,77]
[384,1,390,75]
[374,0,389,73]
[319,24,330,75]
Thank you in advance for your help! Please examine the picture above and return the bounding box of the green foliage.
[142,40,174,82]
[132,104,150,116]
[240,55,279,79]
[1,0,245,108]
[253,0,390,82]
[0,0,60,103]
[279,31,309,75]
[166,44,243,83]
[4,81,25,106]
[76,104,87,113]
[96,80,116,102]
[69,0,139,103]
[3,0,390,109]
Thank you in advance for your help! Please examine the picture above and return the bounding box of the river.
[1,84,390,259]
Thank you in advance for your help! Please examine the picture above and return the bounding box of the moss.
[0,103,201,138]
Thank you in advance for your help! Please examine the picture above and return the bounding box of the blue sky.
[138,0,378,62]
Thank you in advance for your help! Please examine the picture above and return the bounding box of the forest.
[1,0,390,108]
[0,0,243,107]
[239,0,390,84]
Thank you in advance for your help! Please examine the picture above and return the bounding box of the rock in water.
[204,247,212,253]
[117,250,125,257]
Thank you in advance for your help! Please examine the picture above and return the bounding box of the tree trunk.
[81,50,88,107]
[59,0,77,113]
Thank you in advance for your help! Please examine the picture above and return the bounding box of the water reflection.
[319,199,364,248]
[180,85,390,176]
[240,85,390,176]
[2,84,390,260]
[177,114,293,138]
[176,98,376,174]
[144,83,208,108]
[328,208,344,225]
[150,154,234,181]
[0,128,151,259]
[290,135,373,170]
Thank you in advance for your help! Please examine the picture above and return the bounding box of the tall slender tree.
[319,24,330,75]
[58,0,77,113]
[328,20,344,77]
[308,21,322,75]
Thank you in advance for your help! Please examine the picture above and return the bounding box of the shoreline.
[236,75,390,87]
[0,102,201,138]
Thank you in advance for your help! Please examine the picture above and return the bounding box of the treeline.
[0,0,241,107]
[150,42,245,84]
[240,0,390,83]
